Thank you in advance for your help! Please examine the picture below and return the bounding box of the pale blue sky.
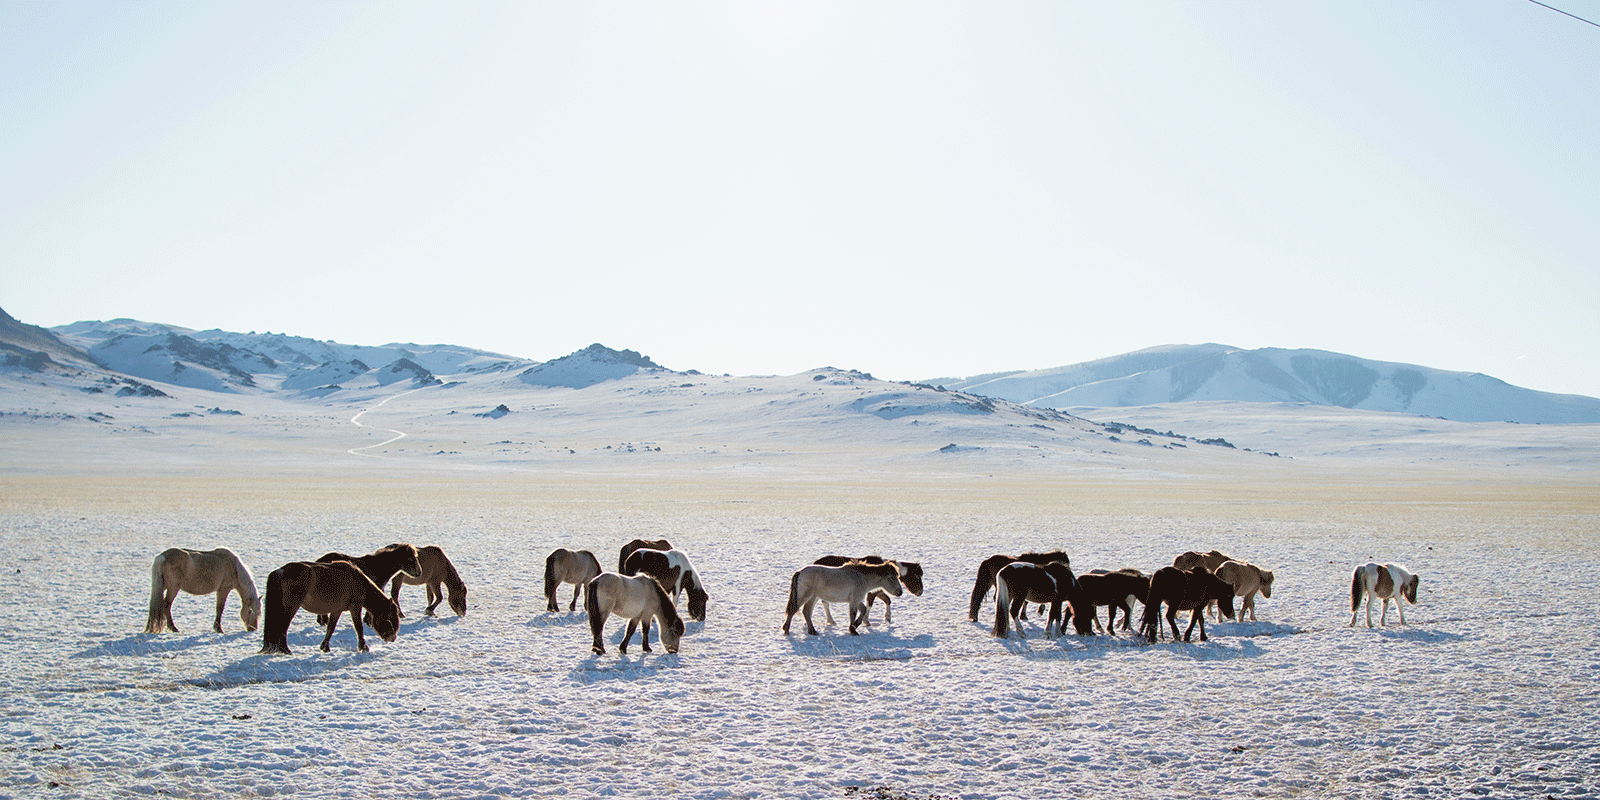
[4,2,1597,397]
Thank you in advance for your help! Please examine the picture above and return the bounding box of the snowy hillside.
[936,345,1600,424]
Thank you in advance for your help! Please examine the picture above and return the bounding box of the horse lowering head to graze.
[544,548,602,613]
[1140,566,1236,643]
[259,560,401,655]
[585,572,685,655]
[784,561,903,636]
[812,555,924,626]
[388,545,468,617]
[1076,568,1150,634]
[314,544,424,625]
[1350,562,1419,628]
[992,560,1082,639]
[145,547,260,634]
[617,538,673,573]
[622,547,708,621]
[967,551,1071,621]
[1215,561,1274,622]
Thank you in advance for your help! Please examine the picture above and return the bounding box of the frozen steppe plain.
[3,367,1598,799]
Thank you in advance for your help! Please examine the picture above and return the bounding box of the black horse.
[968,551,1071,621]
[1140,566,1236,643]
[1077,568,1150,633]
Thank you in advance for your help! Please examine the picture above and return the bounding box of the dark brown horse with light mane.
[617,538,673,573]
[968,551,1071,621]
[545,548,603,612]
[314,544,423,625]
[389,545,468,617]
[259,560,401,654]
[1140,566,1236,643]
[145,547,261,634]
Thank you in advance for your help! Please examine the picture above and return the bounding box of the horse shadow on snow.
[785,629,937,662]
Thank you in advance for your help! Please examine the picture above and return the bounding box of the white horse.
[1349,562,1419,627]
[782,561,903,636]
[585,572,685,655]
[145,547,261,633]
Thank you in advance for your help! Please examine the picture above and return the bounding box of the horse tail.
[543,552,558,604]
[784,569,803,620]
[145,551,168,633]
[1140,584,1161,642]
[259,567,288,654]
[1350,566,1363,613]
[969,557,998,621]
[993,572,1011,637]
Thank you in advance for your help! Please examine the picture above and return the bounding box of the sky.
[3,2,1598,397]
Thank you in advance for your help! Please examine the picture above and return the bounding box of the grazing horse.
[967,551,1071,621]
[622,548,709,621]
[1350,562,1419,627]
[1174,550,1238,619]
[145,547,261,634]
[1215,560,1274,622]
[585,572,685,655]
[544,548,603,612]
[783,561,903,636]
[388,545,468,617]
[1076,568,1150,634]
[992,560,1084,639]
[314,544,424,625]
[617,538,673,573]
[1140,566,1236,643]
[812,555,924,625]
[259,560,401,654]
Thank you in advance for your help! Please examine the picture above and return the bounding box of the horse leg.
[640,618,654,653]
[352,607,370,652]
[822,601,836,626]
[847,602,864,635]
[569,583,582,613]
[1166,607,1181,642]
[620,619,638,654]
[588,607,608,655]
[389,575,407,618]
[1396,597,1408,625]
[1184,609,1207,642]
[161,586,182,633]
[1380,597,1392,626]
[1009,598,1028,640]
[212,589,228,633]
[320,611,342,652]
[803,599,820,636]
[881,594,892,625]
[425,581,443,616]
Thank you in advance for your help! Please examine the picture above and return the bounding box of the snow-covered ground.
[3,368,1598,799]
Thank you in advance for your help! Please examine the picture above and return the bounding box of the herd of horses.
[143,539,1422,655]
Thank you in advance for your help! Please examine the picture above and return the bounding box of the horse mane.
[846,560,901,578]
[229,551,261,604]
[435,548,467,593]
[647,576,683,627]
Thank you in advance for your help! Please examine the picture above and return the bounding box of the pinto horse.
[585,572,685,655]
[622,547,708,621]
[544,548,603,612]
[388,545,468,617]
[145,547,261,634]
[1215,560,1274,622]
[1076,568,1150,634]
[1350,562,1419,627]
[783,561,903,636]
[259,560,401,654]
[1140,566,1236,643]
[812,555,924,625]
[967,551,1071,621]
[617,538,673,573]
[314,544,423,625]
[992,560,1085,639]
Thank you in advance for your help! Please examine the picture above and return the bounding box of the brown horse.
[145,547,261,634]
[1076,568,1150,633]
[585,572,685,655]
[783,561,903,636]
[1173,550,1237,619]
[314,544,424,625]
[992,560,1082,639]
[617,538,673,573]
[812,555,923,625]
[545,548,603,612]
[259,560,401,654]
[621,547,709,621]
[1215,560,1274,621]
[968,551,1071,621]
[388,545,468,617]
[1140,566,1236,643]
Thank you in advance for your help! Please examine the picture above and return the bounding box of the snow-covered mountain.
[935,344,1600,424]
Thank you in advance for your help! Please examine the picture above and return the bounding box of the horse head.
[446,582,469,616]
[241,595,262,632]
[1259,568,1275,599]
[895,561,925,596]
[363,599,402,643]
[1402,574,1419,604]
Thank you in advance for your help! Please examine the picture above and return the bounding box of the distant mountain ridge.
[934,344,1600,424]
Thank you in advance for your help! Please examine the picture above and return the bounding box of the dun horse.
[992,560,1084,639]
[617,538,673,573]
[585,572,685,655]
[314,544,424,625]
[145,547,261,634]
[544,548,603,612]
[1215,560,1274,622]
[968,551,1071,621]
[783,561,903,636]
[622,547,709,621]
[1349,562,1419,627]
[259,560,401,654]
[1076,568,1150,634]
[813,555,923,625]
[1141,566,1236,643]
[388,545,468,617]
